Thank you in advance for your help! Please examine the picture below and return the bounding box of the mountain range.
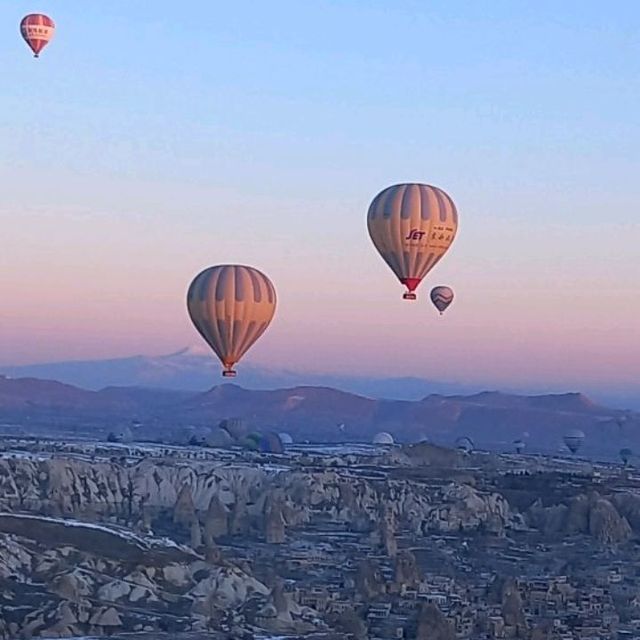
[3,346,638,409]
[0,373,635,459]
[0,346,483,400]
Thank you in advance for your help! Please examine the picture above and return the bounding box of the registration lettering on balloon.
[405,229,426,241]
[430,225,456,248]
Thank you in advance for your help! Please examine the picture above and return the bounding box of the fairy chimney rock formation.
[173,483,196,528]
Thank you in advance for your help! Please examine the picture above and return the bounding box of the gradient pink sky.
[2,2,640,393]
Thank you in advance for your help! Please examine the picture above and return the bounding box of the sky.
[1,1,640,395]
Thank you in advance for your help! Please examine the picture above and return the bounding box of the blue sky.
[1,1,639,394]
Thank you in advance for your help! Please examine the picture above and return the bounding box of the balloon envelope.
[260,432,284,454]
[373,432,394,445]
[455,436,474,453]
[563,429,585,454]
[278,432,294,446]
[187,265,276,377]
[620,448,633,465]
[367,183,458,300]
[513,439,525,454]
[21,14,55,58]
[243,432,262,451]
[219,418,247,440]
[430,286,454,314]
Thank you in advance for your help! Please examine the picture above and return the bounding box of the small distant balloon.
[367,183,458,300]
[278,432,294,446]
[430,286,454,315]
[513,440,525,454]
[260,432,284,454]
[455,436,474,454]
[187,265,277,377]
[373,432,394,446]
[243,432,262,451]
[563,429,585,455]
[21,14,55,58]
[620,448,633,466]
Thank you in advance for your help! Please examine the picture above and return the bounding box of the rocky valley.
[0,437,640,638]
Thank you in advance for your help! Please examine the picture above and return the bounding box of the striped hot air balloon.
[430,286,454,315]
[187,265,276,378]
[367,183,458,300]
[20,14,55,58]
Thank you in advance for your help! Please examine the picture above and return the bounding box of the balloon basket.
[222,370,237,378]
[403,292,417,300]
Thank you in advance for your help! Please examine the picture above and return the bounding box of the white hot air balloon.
[373,432,395,446]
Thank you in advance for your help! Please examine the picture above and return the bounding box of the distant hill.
[3,347,637,410]
[0,346,481,399]
[0,375,635,457]
[176,384,625,452]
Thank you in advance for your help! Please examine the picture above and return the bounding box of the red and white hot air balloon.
[367,183,458,300]
[20,14,56,58]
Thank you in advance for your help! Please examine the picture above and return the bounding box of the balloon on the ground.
[367,183,458,300]
[206,427,233,448]
[455,436,474,453]
[187,265,276,377]
[260,432,284,454]
[620,448,633,465]
[219,418,247,440]
[21,14,55,58]
[430,286,454,315]
[373,432,394,445]
[243,432,262,451]
[513,439,525,454]
[563,429,585,454]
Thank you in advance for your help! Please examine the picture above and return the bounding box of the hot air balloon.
[260,432,284,454]
[367,183,458,300]
[430,286,454,315]
[373,432,394,445]
[206,427,233,448]
[279,432,294,446]
[243,432,262,451]
[455,436,474,454]
[620,448,633,466]
[187,265,276,377]
[20,14,55,58]
[513,439,525,454]
[563,429,584,454]
[219,418,247,440]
